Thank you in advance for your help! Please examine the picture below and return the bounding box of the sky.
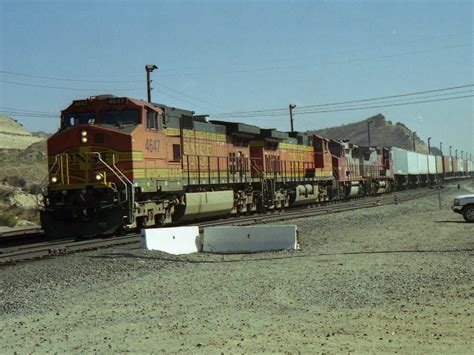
[0,0,473,155]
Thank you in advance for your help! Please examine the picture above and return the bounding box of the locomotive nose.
[46,125,132,188]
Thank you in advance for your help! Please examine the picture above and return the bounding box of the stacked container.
[392,147,409,175]
[407,151,420,175]
[452,158,458,174]
[428,155,437,174]
[458,159,464,174]
[435,155,443,174]
[417,153,428,175]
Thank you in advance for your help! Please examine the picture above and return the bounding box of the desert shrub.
[0,189,14,200]
[3,176,27,188]
[15,208,40,225]
[0,212,18,227]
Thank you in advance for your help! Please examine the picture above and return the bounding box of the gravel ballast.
[1,181,473,353]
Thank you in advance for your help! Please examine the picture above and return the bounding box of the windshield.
[63,112,95,127]
[101,109,139,125]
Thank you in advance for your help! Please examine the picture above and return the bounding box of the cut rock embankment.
[0,115,43,150]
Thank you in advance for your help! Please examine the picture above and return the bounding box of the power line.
[298,94,474,116]
[2,94,472,124]
[0,70,142,83]
[298,84,474,109]
[2,84,472,123]
[1,72,226,110]
[0,111,58,118]
[295,89,473,113]
[0,106,57,115]
[156,90,210,110]
[0,79,143,92]
[211,84,474,117]
[220,94,474,119]
[159,83,225,109]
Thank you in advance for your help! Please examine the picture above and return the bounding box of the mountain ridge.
[308,114,440,155]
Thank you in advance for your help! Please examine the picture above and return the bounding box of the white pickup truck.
[452,195,474,222]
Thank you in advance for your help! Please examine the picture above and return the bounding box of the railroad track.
[0,185,445,265]
[0,226,44,240]
[201,187,440,227]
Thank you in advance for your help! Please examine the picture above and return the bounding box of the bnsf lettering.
[183,142,212,156]
[288,152,305,162]
[186,156,210,167]
[145,139,160,153]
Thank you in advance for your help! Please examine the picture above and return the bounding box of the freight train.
[40,95,474,237]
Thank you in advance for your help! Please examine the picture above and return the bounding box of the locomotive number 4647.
[145,138,160,153]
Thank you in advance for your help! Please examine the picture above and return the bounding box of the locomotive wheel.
[462,205,474,223]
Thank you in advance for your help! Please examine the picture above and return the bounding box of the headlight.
[81,130,87,137]
[453,199,460,206]
[81,136,88,143]
[95,173,103,181]
[51,176,58,183]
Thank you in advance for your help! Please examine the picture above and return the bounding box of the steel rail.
[0,226,43,239]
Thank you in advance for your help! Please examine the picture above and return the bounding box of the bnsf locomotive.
[40,95,473,237]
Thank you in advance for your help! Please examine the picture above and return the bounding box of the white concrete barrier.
[203,225,298,253]
[141,226,200,255]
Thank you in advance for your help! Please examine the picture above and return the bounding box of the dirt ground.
[1,181,473,353]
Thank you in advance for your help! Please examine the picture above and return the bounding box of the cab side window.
[146,110,164,130]
[172,144,181,161]
[146,110,158,130]
[146,110,156,130]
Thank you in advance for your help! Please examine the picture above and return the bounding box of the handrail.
[110,153,134,200]
[91,152,130,205]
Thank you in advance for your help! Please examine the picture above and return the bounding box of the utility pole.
[412,131,417,152]
[367,120,373,146]
[289,104,296,132]
[145,64,158,103]
[435,144,442,210]
[427,137,431,154]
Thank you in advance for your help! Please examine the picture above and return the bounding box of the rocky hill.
[0,116,48,226]
[309,114,439,155]
[0,115,44,149]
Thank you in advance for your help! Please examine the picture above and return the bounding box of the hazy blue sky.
[0,0,472,154]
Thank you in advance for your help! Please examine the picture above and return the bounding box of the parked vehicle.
[452,195,474,222]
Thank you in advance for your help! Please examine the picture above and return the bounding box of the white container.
[435,155,443,174]
[427,155,437,174]
[392,147,409,175]
[407,151,419,175]
[417,153,428,174]
[458,159,464,173]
